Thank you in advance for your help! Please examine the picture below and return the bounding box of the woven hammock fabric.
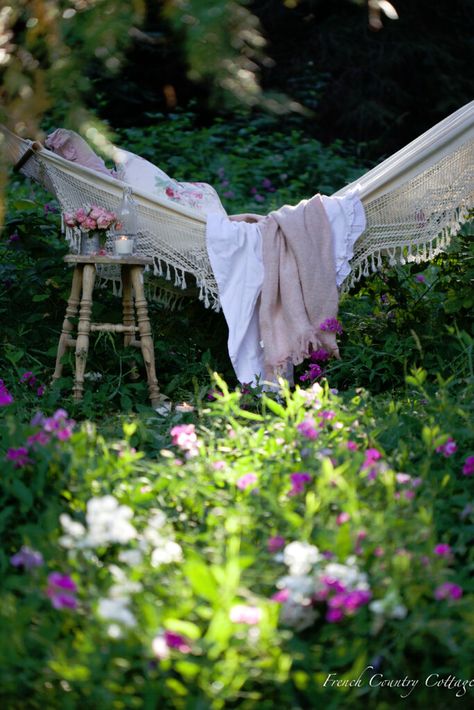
[2,101,473,303]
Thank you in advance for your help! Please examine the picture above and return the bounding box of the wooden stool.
[53,255,161,407]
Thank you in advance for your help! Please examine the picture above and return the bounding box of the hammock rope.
[2,101,473,303]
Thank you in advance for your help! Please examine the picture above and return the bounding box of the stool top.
[64,254,154,266]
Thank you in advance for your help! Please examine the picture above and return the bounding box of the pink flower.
[27,431,50,447]
[361,448,382,479]
[82,216,97,231]
[75,208,87,224]
[272,589,290,603]
[434,582,463,600]
[229,604,262,625]
[289,472,312,496]
[434,543,451,557]
[435,437,457,457]
[267,535,285,553]
[212,460,225,470]
[347,441,358,451]
[63,212,75,227]
[236,473,258,490]
[396,473,411,484]
[0,379,13,407]
[10,545,44,570]
[46,572,78,610]
[336,512,350,525]
[404,490,415,500]
[170,424,199,457]
[462,456,474,476]
[373,546,384,557]
[6,447,32,468]
[297,419,319,440]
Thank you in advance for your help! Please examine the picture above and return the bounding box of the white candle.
[114,236,134,256]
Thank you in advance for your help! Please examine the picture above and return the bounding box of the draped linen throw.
[259,195,340,380]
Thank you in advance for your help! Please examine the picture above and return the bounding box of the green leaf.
[262,395,287,418]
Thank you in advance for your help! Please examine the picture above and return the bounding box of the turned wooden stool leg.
[130,265,161,407]
[73,263,96,401]
[121,266,134,347]
[52,265,83,381]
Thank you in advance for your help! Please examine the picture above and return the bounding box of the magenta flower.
[20,371,37,387]
[27,431,50,447]
[46,572,78,610]
[404,490,415,501]
[326,608,344,623]
[347,441,358,451]
[434,543,451,557]
[434,582,463,600]
[6,447,32,468]
[336,512,350,525]
[435,437,457,457]
[0,379,14,407]
[299,363,323,382]
[319,318,343,335]
[289,472,312,496]
[10,545,44,570]
[267,535,285,553]
[462,456,474,476]
[164,631,191,653]
[37,385,45,397]
[319,410,335,421]
[297,419,319,440]
[236,473,258,490]
[229,604,262,625]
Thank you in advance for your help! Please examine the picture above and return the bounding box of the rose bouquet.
[63,205,121,250]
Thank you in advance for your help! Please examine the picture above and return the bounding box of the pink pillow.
[45,128,115,177]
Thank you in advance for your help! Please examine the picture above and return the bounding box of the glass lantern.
[114,186,138,257]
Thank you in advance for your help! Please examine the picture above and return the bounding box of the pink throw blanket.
[259,194,340,380]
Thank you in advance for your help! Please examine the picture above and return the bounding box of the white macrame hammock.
[2,101,473,307]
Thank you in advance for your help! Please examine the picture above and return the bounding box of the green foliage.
[1,368,473,708]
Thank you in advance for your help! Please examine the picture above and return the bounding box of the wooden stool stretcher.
[53,255,161,407]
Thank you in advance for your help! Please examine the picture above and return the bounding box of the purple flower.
[46,572,78,610]
[435,437,457,457]
[434,543,451,557]
[6,447,32,468]
[0,379,14,407]
[462,456,474,476]
[300,363,323,383]
[254,194,265,203]
[10,545,44,570]
[37,385,45,397]
[267,535,285,553]
[415,273,426,283]
[236,473,258,490]
[310,348,330,363]
[319,318,343,335]
[223,190,235,199]
[20,371,37,387]
[164,631,191,653]
[347,441,358,451]
[8,232,20,244]
[289,472,312,496]
[44,202,58,214]
[297,419,319,440]
[434,582,463,601]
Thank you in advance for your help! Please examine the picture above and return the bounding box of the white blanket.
[206,191,366,385]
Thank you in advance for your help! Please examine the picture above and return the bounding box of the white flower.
[118,549,143,566]
[283,541,321,575]
[151,540,183,567]
[276,574,315,603]
[59,514,86,548]
[280,599,318,631]
[152,635,170,660]
[85,495,137,546]
[97,598,136,627]
[369,590,407,619]
[322,560,369,591]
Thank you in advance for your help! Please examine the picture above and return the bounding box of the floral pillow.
[45,129,115,177]
[114,147,226,216]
